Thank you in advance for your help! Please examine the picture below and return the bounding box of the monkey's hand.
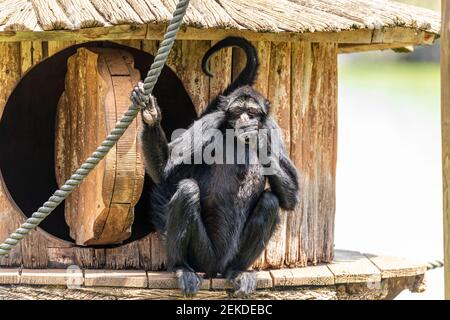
[131,82,161,126]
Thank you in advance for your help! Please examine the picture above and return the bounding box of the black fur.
[137,37,299,296]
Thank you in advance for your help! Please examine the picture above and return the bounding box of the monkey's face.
[226,97,265,145]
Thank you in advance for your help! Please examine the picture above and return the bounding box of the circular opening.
[0,41,197,245]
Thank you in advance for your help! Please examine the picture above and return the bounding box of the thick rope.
[0,0,190,256]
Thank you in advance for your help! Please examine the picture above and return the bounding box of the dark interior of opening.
[0,41,197,245]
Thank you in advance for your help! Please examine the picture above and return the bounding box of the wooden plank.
[264,41,292,269]
[442,0,450,299]
[47,40,75,57]
[249,41,271,270]
[21,269,84,286]
[147,271,178,289]
[0,268,20,284]
[180,40,211,115]
[0,42,24,268]
[286,43,308,268]
[0,25,436,46]
[74,247,106,269]
[146,272,210,290]
[84,270,147,288]
[339,42,425,54]
[291,43,337,266]
[211,272,273,290]
[20,229,49,268]
[328,250,381,284]
[20,40,44,74]
[365,254,427,279]
[47,247,76,268]
[113,40,142,50]
[231,46,247,82]
[105,242,140,269]
[270,265,335,287]
[140,40,167,271]
[208,40,232,99]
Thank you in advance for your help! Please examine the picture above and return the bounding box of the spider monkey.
[132,37,299,296]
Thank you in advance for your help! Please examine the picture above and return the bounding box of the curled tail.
[202,36,259,96]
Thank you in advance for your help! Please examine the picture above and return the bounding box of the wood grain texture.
[328,250,381,284]
[0,268,20,284]
[84,270,147,288]
[47,40,76,57]
[140,39,167,271]
[0,42,23,268]
[441,0,450,301]
[166,40,211,115]
[0,39,338,271]
[264,41,292,269]
[271,265,335,287]
[292,43,338,266]
[248,41,271,270]
[209,40,232,99]
[366,254,427,279]
[19,41,43,74]
[55,47,144,246]
[21,269,83,286]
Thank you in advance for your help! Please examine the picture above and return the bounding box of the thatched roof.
[0,0,440,34]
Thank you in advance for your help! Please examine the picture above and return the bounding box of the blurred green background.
[336,0,442,300]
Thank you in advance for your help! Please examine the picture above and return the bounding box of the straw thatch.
[0,0,440,34]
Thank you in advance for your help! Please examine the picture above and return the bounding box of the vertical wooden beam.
[279,42,338,268]
[250,41,271,269]
[140,40,165,270]
[209,40,232,99]
[0,42,23,268]
[265,41,292,268]
[287,42,312,267]
[47,41,76,57]
[114,40,142,50]
[441,0,450,300]
[232,47,247,81]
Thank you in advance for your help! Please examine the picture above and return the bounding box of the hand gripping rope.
[0,0,191,257]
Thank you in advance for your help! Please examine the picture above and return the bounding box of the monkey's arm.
[132,83,169,184]
[141,122,169,184]
[261,117,300,211]
[266,153,299,211]
[165,110,226,172]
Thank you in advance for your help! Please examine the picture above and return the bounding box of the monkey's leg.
[166,179,215,296]
[223,190,280,295]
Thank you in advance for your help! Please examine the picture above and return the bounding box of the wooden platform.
[0,250,428,300]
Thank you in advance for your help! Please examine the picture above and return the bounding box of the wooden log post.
[295,43,338,266]
[55,47,144,246]
[441,0,450,300]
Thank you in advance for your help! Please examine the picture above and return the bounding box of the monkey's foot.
[131,81,160,126]
[230,271,257,297]
[176,269,203,297]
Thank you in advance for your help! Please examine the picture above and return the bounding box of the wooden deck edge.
[0,256,428,291]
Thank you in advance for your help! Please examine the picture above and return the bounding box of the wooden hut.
[0,0,441,294]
